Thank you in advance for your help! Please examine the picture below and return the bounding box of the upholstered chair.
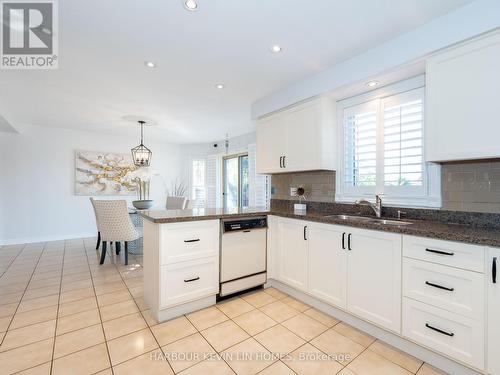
[166,196,187,209]
[89,198,101,250]
[92,199,141,265]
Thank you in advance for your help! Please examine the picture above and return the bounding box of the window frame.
[336,75,441,208]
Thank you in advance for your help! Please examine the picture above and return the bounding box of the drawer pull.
[348,233,352,251]
[342,233,346,250]
[184,239,200,243]
[425,281,454,292]
[493,257,497,284]
[184,276,200,283]
[243,230,251,233]
[425,323,454,337]
[425,248,454,256]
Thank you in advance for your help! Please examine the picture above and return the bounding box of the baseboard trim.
[266,279,483,375]
[0,232,96,246]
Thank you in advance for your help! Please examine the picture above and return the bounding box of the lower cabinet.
[403,298,484,370]
[308,222,347,309]
[160,256,219,308]
[346,227,402,333]
[275,217,402,333]
[277,218,309,291]
[488,247,500,375]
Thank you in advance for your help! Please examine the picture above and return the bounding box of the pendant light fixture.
[131,120,152,167]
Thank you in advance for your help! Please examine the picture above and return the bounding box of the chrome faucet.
[355,195,383,218]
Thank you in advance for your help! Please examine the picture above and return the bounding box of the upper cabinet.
[256,97,336,174]
[426,31,500,162]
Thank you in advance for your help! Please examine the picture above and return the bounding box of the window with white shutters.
[383,89,424,189]
[337,78,440,208]
[343,100,378,194]
[191,159,206,208]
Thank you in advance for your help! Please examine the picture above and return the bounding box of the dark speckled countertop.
[140,206,500,248]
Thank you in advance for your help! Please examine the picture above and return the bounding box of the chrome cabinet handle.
[425,323,454,337]
[425,281,454,292]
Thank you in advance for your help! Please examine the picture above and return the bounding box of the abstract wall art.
[75,150,138,195]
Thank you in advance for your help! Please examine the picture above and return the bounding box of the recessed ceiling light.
[215,83,225,89]
[145,61,156,68]
[184,0,198,11]
[270,45,282,53]
[365,80,380,87]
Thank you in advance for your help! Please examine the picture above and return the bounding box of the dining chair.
[92,199,141,265]
[89,197,101,250]
[166,196,187,209]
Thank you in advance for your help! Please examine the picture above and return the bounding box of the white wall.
[0,125,182,245]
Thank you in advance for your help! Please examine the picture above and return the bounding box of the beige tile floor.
[0,238,449,375]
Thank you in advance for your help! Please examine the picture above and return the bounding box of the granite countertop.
[140,207,500,247]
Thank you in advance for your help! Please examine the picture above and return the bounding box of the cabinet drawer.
[160,220,219,265]
[403,258,485,320]
[160,257,219,308]
[403,298,484,370]
[403,235,484,272]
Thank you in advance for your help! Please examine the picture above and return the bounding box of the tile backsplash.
[271,171,335,203]
[270,161,500,214]
[442,160,500,213]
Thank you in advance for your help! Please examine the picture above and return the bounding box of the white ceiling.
[0,0,474,143]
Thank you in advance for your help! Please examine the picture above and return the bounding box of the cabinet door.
[284,100,321,172]
[308,223,347,309]
[347,228,402,333]
[278,218,308,291]
[426,31,500,162]
[266,215,279,280]
[256,114,286,174]
[488,248,500,375]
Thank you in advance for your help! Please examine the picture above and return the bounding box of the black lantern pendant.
[131,120,152,167]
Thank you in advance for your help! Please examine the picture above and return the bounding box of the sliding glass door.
[223,153,249,210]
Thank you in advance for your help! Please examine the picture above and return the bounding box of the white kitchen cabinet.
[403,298,484,370]
[488,247,500,375]
[426,30,500,162]
[277,218,309,291]
[346,228,402,333]
[143,219,220,322]
[308,222,347,309]
[266,215,279,280]
[256,96,336,174]
[256,114,287,173]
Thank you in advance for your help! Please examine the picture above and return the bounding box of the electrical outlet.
[290,187,297,196]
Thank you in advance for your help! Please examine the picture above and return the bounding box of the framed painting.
[75,150,138,196]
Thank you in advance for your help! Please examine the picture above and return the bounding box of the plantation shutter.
[343,100,378,195]
[382,88,425,192]
[205,155,218,208]
[248,144,270,209]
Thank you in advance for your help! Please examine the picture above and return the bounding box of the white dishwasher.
[220,217,267,297]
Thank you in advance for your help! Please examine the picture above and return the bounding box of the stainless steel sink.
[323,214,413,226]
[323,214,376,222]
[370,219,413,226]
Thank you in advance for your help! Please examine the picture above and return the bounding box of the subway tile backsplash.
[442,160,500,213]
